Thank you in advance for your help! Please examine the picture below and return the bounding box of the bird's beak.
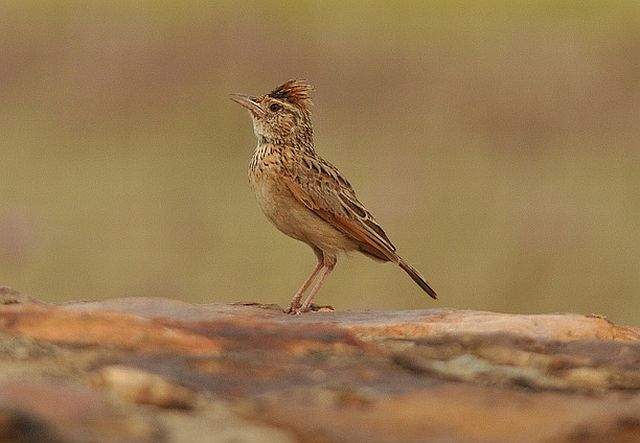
[230,93,265,116]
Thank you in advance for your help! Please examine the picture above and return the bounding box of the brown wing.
[283,153,438,299]
[283,153,398,262]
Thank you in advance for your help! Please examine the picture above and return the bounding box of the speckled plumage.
[231,80,436,314]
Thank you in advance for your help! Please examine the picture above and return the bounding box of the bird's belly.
[250,174,356,255]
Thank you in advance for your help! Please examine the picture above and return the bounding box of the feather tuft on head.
[268,79,314,110]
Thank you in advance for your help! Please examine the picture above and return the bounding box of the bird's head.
[231,79,314,145]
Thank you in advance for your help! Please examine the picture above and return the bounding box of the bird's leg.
[295,263,335,315]
[286,262,323,313]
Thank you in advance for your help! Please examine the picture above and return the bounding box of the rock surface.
[0,287,638,442]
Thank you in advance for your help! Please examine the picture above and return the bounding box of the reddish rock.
[91,365,196,409]
[0,304,223,354]
[62,297,640,341]
[0,379,160,443]
[0,289,638,443]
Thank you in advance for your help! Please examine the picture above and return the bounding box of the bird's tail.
[398,257,437,300]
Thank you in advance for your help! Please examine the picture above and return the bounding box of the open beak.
[230,93,265,116]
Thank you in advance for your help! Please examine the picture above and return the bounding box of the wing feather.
[283,154,397,261]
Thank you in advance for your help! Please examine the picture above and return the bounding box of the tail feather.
[398,257,437,299]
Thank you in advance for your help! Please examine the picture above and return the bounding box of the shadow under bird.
[231,80,437,315]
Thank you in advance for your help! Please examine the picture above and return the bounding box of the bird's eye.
[269,103,281,112]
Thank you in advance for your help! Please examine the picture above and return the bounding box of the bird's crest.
[268,79,313,110]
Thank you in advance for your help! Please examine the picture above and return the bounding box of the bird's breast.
[247,143,357,256]
[249,165,310,242]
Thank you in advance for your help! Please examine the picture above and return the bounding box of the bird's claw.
[285,303,335,315]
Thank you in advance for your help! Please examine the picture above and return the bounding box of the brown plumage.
[231,79,436,314]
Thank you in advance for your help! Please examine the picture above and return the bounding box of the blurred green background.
[1,1,639,325]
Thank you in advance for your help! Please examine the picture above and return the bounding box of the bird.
[230,79,436,315]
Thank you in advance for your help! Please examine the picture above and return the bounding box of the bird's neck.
[257,131,316,157]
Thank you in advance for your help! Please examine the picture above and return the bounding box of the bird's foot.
[286,303,335,315]
[285,303,301,315]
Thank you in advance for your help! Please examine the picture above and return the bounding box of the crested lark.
[231,79,436,315]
